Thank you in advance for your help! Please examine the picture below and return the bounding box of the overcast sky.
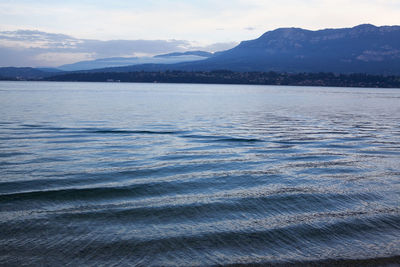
[1,0,399,67]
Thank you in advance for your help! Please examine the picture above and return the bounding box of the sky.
[1,0,399,67]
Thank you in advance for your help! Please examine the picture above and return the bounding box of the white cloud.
[1,0,399,45]
[1,0,399,43]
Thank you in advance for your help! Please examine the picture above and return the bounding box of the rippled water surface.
[0,81,399,266]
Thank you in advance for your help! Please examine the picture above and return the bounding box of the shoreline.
[2,70,400,89]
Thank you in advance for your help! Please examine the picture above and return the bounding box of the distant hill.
[57,51,212,71]
[0,67,58,79]
[92,24,400,75]
[154,51,213,58]
[36,68,62,73]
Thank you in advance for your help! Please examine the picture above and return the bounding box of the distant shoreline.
[2,70,400,89]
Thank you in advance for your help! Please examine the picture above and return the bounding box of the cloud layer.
[0,30,237,67]
[1,0,399,42]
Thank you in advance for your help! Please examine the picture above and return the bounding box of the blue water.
[0,81,399,266]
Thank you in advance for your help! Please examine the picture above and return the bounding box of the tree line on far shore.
[7,70,400,88]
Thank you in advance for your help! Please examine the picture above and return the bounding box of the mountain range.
[1,24,400,79]
[58,51,213,71]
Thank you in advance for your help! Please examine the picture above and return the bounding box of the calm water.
[0,81,399,266]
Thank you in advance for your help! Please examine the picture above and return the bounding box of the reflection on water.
[0,82,399,266]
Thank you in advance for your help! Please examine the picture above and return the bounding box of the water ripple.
[1,82,399,266]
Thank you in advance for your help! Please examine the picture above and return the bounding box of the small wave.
[183,134,263,143]
[215,137,263,143]
[14,124,185,136]
[20,124,45,128]
[88,129,183,135]
[0,152,32,158]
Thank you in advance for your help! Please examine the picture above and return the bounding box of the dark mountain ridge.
[213,24,400,74]
[0,67,58,79]
[88,24,400,74]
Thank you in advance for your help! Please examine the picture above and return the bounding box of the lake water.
[0,81,399,266]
